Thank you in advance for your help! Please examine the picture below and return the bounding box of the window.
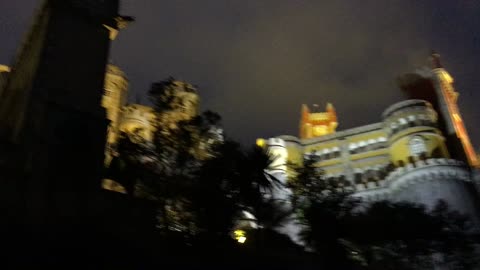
[409,136,427,156]
[390,123,399,135]
[349,143,358,154]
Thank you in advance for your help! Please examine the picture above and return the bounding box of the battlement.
[354,158,469,200]
[382,99,432,119]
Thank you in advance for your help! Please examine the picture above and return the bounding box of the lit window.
[409,136,426,156]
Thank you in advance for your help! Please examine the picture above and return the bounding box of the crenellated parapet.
[353,158,479,221]
[354,158,468,196]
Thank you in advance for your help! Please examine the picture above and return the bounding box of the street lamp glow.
[234,230,247,244]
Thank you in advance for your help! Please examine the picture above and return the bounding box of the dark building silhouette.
[0,0,135,229]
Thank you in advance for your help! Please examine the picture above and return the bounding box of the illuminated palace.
[259,54,480,221]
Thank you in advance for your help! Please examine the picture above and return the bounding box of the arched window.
[409,136,427,156]
[366,139,376,150]
[332,147,340,158]
[358,141,367,152]
[407,115,416,127]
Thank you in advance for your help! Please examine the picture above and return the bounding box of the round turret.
[382,100,449,167]
[353,158,479,225]
[266,138,288,177]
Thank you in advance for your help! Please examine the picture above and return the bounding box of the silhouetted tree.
[108,79,284,246]
[287,155,330,208]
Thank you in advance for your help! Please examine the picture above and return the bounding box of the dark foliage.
[290,159,480,269]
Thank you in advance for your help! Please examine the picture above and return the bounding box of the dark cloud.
[1,1,480,147]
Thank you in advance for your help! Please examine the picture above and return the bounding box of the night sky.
[1,1,479,146]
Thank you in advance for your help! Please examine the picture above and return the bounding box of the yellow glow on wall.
[350,148,389,161]
[313,125,329,136]
[389,133,449,166]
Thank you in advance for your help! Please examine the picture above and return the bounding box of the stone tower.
[429,53,479,167]
[102,64,129,146]
[102,64,129,165]
[398,53,479,167]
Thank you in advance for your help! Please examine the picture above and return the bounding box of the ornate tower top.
[299,103,338,139]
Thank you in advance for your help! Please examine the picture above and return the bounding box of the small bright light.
[237,236,246,244]
[233,229,247,244]
[256,138,266,148]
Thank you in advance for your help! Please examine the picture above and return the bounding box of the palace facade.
[259,54,480,221]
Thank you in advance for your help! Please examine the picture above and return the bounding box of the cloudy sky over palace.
[1,1,480,146]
